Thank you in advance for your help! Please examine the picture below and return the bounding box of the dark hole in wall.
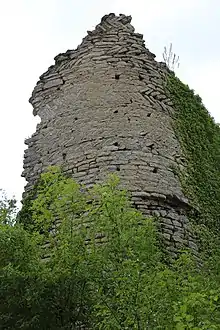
[139,74,144,81]
[75,117,78,121]
[153,167,158,173]
[114,110,118,113]
[128,117,131,122]
[133,203,139,210]
[148,143,154,151]
[130,99,133,103]
[116,165,120,171]
[113,142,119,146]
[62,153,67,160]
[115,74,120,80]
[147,113,151,117]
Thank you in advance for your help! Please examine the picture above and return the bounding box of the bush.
[1,167,220,329]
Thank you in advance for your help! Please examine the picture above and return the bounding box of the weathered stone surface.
[43,78,63,89]
[23,13,198,256]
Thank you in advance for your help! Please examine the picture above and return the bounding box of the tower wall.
[23,14,197,257]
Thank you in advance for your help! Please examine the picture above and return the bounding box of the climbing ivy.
[165,73,220,232]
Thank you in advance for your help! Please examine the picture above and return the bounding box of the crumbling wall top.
[29,13,159,116]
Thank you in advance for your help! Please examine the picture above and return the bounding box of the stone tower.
[22,14,197,257]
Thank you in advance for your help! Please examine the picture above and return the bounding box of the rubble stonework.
[22,13,198,257]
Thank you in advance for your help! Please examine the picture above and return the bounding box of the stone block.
[43,78,63,89]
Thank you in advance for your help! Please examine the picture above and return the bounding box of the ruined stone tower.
[22,14,197,257]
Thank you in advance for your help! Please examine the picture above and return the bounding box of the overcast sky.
[0,0,219,203]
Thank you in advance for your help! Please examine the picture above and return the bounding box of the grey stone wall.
[23,13,198,258]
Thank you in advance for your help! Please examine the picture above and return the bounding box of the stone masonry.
[22,13,198,258]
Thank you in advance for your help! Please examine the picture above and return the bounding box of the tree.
[0,189,17,225]
[1,167,220,329]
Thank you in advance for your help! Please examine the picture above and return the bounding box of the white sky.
[0,0,219,203]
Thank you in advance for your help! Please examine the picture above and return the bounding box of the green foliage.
[1,167,220,329]
[165,74,220,231]
[0,225,93,329]
[0,190,17,225]
[16,185,38,230]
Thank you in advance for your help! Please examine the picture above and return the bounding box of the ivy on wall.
[166,73,220,231]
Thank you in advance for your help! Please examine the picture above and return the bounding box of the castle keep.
[22,14,198,257]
